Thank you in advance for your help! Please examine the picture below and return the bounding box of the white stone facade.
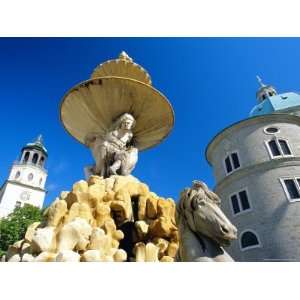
[0,136,48,218]
[206,114,300,261]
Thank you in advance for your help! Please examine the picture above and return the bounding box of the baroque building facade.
[206,78,300,261]
[0,135,48,218]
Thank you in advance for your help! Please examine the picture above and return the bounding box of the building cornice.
[6,180,47,193]
[206,113,300,165]
[214,156,300,192]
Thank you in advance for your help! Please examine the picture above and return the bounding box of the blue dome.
[250,92,300,117]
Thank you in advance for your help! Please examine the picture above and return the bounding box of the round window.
[264,127,279,134]
[28,173,34,181]
[15,171,21,179]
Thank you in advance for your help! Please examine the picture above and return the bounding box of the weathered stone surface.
[73,180,89,193]
[24,222,41,243]
[113,249,127,262]
[57,218,92,251]
[22,253,35,262]
[56,250,80,262]
[160,256,174,262]
[47,199,68,226]
[148,217,177,239]
[35,252,57,262]
[7,240,24,260]
[95,203,111,228]
[167,242,179,258]
[31,227,56,253]
[88,183,105,207]
[153,238,169,257]
[20,242,32,256]
[135,220,149,240]
[134,242,159,262]
[138,195,147,220]
[7,175,179,262]
[88,175,104,186]
[88,228,106,250]
[8,254,21,262]
[60,191,69,200]
[146,197,158,219]
[81,250,102,262]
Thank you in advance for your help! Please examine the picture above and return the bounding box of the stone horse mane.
[176,181,235,262]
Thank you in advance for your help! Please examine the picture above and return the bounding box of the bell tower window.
[23,151,30,163]
[32,153,39,164]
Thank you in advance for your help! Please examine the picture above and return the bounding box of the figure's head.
[178,180,237,247]
[116,113,136,131]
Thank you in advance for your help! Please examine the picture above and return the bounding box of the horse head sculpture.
[177,180,237,261]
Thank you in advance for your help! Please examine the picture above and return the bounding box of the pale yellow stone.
[34,252,57,262]
[95,203,111,228]
[88,228,106,250]
[112,175,139,192]
[8,254,21,262]
[57,218,92,251]
[153,238,169,257]
[167,242,179,258]
[148,217,177,239]
[146,197,158,219]
[81,250,102,262]
[88,183,106,207]
[160,256,174,262]
[65,191,89,209]
[31,227,56,253]
[157,198,174,219]
[22,253,35,262]
[6,243,21,261]
[73,180,89,193]
[56,250,80,262]
[113,249,127,262]
[105,177,115,192]
[20,242,32,256]
[88,175,104,186]
[103,190,115,202]
[135,220,149,240]
[60,191,69,200]
[25,222,41,243]
[47,199,68,227]
[138,195,147,220]
[134,242,159,262]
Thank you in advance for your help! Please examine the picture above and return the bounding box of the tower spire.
[256,75,266,88]
[255,76,277,102]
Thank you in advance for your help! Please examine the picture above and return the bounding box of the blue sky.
[1,38,300,207]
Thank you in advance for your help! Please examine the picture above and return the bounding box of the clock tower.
[0,135,48,218]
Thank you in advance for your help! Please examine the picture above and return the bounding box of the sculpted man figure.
[86,113,138,177]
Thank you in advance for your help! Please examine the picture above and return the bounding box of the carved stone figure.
[86,113,138,178]
[177,180,237,262]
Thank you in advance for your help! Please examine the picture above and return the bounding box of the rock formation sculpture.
[3,175,179,262]
[177,180,237,262]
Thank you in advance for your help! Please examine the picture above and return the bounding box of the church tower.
[206,78,300,261]
[0,135,48,218]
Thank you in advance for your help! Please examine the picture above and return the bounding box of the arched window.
[23,152,30,163]
[32,153,39,164]
[15,171,21,179]
[39,156,45,166]
[28,173,33,181]
[39,177,43,186]
[266,139,292,158]
[240,231,260,250]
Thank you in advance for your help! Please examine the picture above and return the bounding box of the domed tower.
[206,78,300,261]
[0,135,48,218]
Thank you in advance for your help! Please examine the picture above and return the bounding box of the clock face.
[20,191,30,201]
